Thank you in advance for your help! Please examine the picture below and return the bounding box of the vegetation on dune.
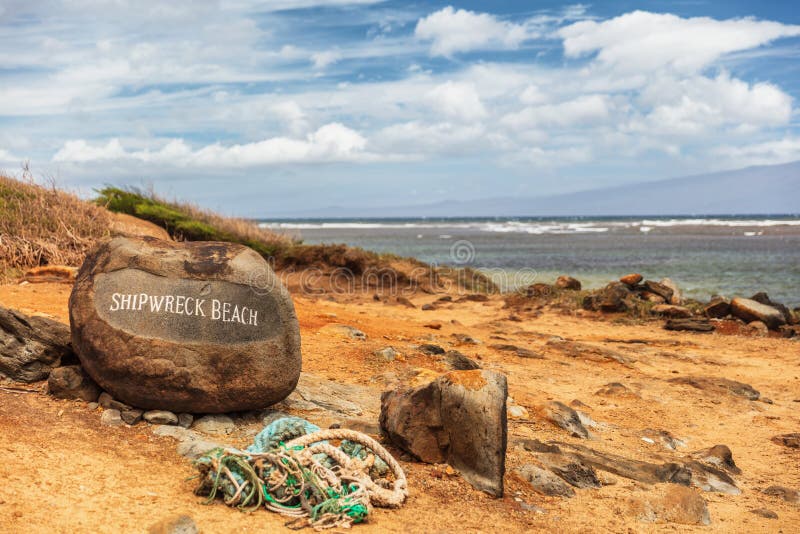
[0,178,495,292]
[0,174,110,281]
[95,186,295,258]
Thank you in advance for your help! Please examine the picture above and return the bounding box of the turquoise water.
[261,217,800,307]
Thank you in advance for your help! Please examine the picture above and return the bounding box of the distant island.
[271,160,800,218]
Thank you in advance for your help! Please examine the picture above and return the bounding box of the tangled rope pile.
[193,423,408,530]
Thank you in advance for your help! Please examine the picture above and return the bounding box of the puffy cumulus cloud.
[374,121,487,155]
[415,6,528,56]
[559,11,800,74]
[501,94,611,130]
[425,81,487,121]
[53,124,371,167]
[631,73,793,137]
[311,50,342,69]
[712,137,800,168]
[0,148,21,163]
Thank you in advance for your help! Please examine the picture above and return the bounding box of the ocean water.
[260,217,800,307]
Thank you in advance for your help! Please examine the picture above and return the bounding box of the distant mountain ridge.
[272,160,800,218]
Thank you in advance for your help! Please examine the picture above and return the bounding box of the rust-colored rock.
[555,275,582,290]
[69,236,301,413]
[620,273,643,286]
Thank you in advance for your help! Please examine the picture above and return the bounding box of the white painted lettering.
[196,299,206,316]
[110,293,121,311]
[176,295,186,315]
[164,295,175,313]
[212,299,221,320]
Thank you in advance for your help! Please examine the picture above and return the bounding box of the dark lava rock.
[668,376,760,401]
[771,433,800,449]
[583,282,632,313]
[704,297,731,319]
[730,297,786,330]
[524,283,554,299]
[643,280,674,303]
[47,365,101,401]
[418,343,445,355]
[536,452,601,489]
[664,318,714,332]
[396,296,416,308]
[515,464,575,497]
[762,485,800,504]
[542,401,590,438]
[490,344,544,359]
[691,445,741,475]
[651,304,692,318]
[69,236,301,413]
[442,350,481,371]
[749,508,778,519]
[380,369,507,497]
[1,305,74,382]
[555,275,582,290]
[750,292,794,324]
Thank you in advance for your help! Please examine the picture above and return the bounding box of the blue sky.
[1,1,799,216]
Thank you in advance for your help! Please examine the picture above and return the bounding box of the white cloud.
[53,124,371,167]
[559,11,800,74]
[712,137,800,168]
[374,121,486,154]
[311,50,342,69]
[415,6,528,56]
[0,148,21,163]
[425,81,487,121]
[502,94,610,130]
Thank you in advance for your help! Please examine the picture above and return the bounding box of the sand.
[1,282,799,533]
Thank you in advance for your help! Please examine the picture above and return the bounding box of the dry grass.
[0,174,111,281]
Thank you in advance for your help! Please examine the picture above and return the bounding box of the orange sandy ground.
[1,282,799,533]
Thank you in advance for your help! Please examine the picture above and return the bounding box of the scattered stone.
[463,294,489,302]
[542,401,589,439]
[373,347,399,361]
[639,291,666,304]
[643,280,674,303]
[515,464,575,497]
[418,343,445,355]
[536,452,601,489]
[451,333,480,345]
[424,322,442,330]
[420,304,435,311]
[279,372,379,417]
[762,485,800,504]
[69,236,302,413]
[651,304,692,318]
[0,305,74,382]
[47,365,100,402]
[396,296,416,308]
[437,295,453,302]
[660,278,683,305]
[749,508,778,519]
[771,433,800,449]
[380,369,508,497]
[87,402,99,410]
[555,275,581,290]
[546,338,635,365]
[642,429,686,451]
[691,445,740,474]
[704,297,731,319]
[730,297,786,330]
[97,391,133,412]
[751,292,793,324]
[324,324,367,340]
[515,438,561,454]
[121,409,144,425]
[144,410,178,425]
[669,376,760,401]
[490,344,543,359]
[177,439,224,460]
[178,413,194,428]
[147,514,199,534]
[620,273,643,286]
[748,321,769,336]
[193,414,235,435]
[779,325,798,338]
[595,382,638,398]
[442,350,481,371]
[628,485,711,526]
[664,318,714,332]
[583,282,632,313]
[100,409,123,427]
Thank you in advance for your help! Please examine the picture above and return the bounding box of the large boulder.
[380,370,507,497]
[0,305,74,382]
[730,297,786,330]
[69,236,301,413]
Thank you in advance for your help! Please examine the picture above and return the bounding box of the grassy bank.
[0,174,110,281]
